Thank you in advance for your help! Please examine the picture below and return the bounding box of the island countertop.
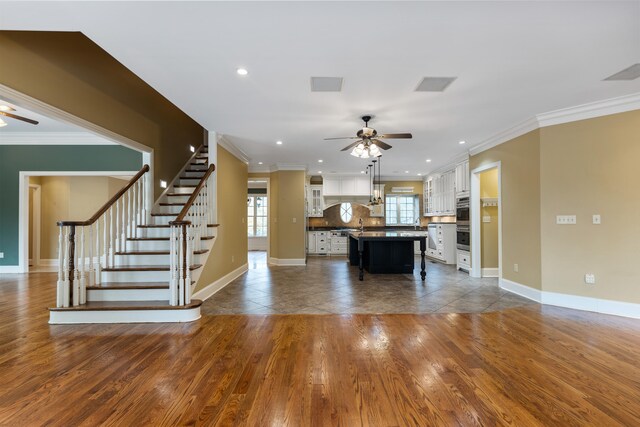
[348,231,429,239]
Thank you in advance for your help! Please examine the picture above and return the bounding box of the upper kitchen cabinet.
[323,176,370,196]
[307,184,324,217]
[455,159,470,197]
[424,170,455,216]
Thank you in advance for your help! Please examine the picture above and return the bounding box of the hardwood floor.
[1,272,640,426]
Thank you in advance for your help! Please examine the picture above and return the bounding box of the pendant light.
[377,155,383,204]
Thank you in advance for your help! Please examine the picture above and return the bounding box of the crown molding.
[217,135,250,163]
[469,92,640,156]
[536,92,640,127]
[0,131,116,145]
[469,117,539,156]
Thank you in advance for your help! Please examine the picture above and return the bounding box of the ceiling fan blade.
[340,140,362,151]
[378,133,412,139]
[324,136,359,140]
[0,111,39,125]
[371,139,393,150]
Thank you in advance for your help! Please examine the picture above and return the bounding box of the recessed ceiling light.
[276,140,283,145]
[318,159,323,163]
[459,140,466,145]
[237,68,248,76]
[318,171,322,174]
[417,173,422,176]
[0,105,15,112]
[360,171,365,174]
[405,171,409,173]
[426,159,432,163]
[258,161,263,165]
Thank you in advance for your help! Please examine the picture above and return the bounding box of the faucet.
[358,218,364,233]
[415,218,420,230]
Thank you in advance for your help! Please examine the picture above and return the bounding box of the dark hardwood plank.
[0,272,639,426]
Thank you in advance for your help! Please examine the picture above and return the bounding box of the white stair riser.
[115,253,202,266]
[140,227,171,238]
[172,187,195,195]
[102,270,171,282]
[179,178,201,185]
[183,171,206,178]
[87,288,170,301]
[157,205,184,214]
[126,240,170,251]
[49,307,200,324]
[190,162,208,168]
[152,216,177,225]
[164,195,190,204]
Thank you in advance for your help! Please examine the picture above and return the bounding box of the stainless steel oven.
[456,197,469,225]
[456,225,470,251]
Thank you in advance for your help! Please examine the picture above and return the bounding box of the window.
[247,195,268,237]
[385,194,419,225]
[339,203,353,223]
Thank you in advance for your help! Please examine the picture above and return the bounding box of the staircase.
[49,146,217,324]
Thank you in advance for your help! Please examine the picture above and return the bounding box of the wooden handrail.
[57,164,150,227]
[170,164,215,226]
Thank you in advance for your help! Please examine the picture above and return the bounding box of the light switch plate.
[592,214,601,224]
[0,252,4,259]
[585,273,596,284]
[556,215,577,225]
[482,216,491,223]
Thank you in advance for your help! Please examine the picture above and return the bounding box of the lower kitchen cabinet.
[308,231,348,255]
[457,249,470,272]
[426,223,456,264]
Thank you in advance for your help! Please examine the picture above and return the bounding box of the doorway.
[470,162,502,279]
[247,178,270,268]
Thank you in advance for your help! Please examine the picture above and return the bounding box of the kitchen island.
[348,231,427,281]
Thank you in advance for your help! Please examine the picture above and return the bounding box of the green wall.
[0,145,142,266]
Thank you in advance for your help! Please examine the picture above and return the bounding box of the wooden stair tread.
[87,282,170,290]
[184,170,206,174]
[138,224,170,228]
[50,299,202,311]
[103,264,203,272]
[179,175,203,179]
[208,224,220,228]
[195,156,208,160]
[159,202,185,206]
[129,235,214,241]
[151,213,178,216]
[115,249,209,255]
[173,184,197,188]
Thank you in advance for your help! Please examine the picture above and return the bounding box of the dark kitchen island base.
[348,232,427,281]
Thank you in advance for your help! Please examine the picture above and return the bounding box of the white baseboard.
[192,263,248,301]
[0,266,22,273]
[500,278,640,319]
[482,268,499,278]
[268,257,306,266]
[49,307,201,324]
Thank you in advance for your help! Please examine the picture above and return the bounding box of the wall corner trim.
[192,263,248,301]
[268,257,306,266]
[499,278,640,319]
[218,135,250,163]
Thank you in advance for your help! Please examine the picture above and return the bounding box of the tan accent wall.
[274,171,306,260]
[39,176,125,259]
[480,169,499,269]
[0,31,205,200]
[195,146,248,291]
[540,110,640,304]
[470,129,542,289]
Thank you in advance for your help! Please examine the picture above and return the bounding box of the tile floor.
[201,251,536,315]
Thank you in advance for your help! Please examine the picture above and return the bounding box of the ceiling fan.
[324,115,412,158]
[0,104,39,127]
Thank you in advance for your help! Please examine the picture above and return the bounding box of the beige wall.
[540,110,640,304]
[471,129,542,289]
[196,146,248,291]
[39,176,125,259]
[0,31,205,200]
[480,169,499,269]
[274,171,306,260]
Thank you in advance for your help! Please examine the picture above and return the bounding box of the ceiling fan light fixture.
[0,118,7,127]
[0,105,15,112]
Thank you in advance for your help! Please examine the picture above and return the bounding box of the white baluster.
[185,227,192,304]
[170,225,178,306]
[95,219,102,285]
[142,174,148,225]
[62,227,70,308]
[132,182,138,238]
[115,196,120,254]
[109,207,115,267]
[72,228,80,307]
[56,226,65,308]
[79,226,86,304]
[127,188,132,238]
[104,213,110,269]
[179,226,185,306]
[88,224,94,288]
[120,197,126,252]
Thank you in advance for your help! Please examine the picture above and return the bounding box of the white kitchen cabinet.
[424,170,455,216]
[329,232,348,255]
[457,249,470,271]
[426,223,456,264]
[307,231,330,254]
[355,176,370,195]
[323,177,341,196]
[307,185,324,217]
[323,176,371,196]
[455,159,470,197]
[307,231,317,254]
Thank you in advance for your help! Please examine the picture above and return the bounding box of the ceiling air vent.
[310,77,343,92]
[415,77,457,92]
[603,64,640,81]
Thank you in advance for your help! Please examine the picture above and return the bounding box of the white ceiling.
[0,100,80,132]
[1,1,639,176]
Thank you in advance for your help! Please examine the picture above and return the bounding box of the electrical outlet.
[556,215,577,225]
[231,255,235,263]
[514,263,519,272]
[592,214,601,224]
[483,216,491,223]
[585,273,596,285]
[0,252,4,259]
[292,217,297,223]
